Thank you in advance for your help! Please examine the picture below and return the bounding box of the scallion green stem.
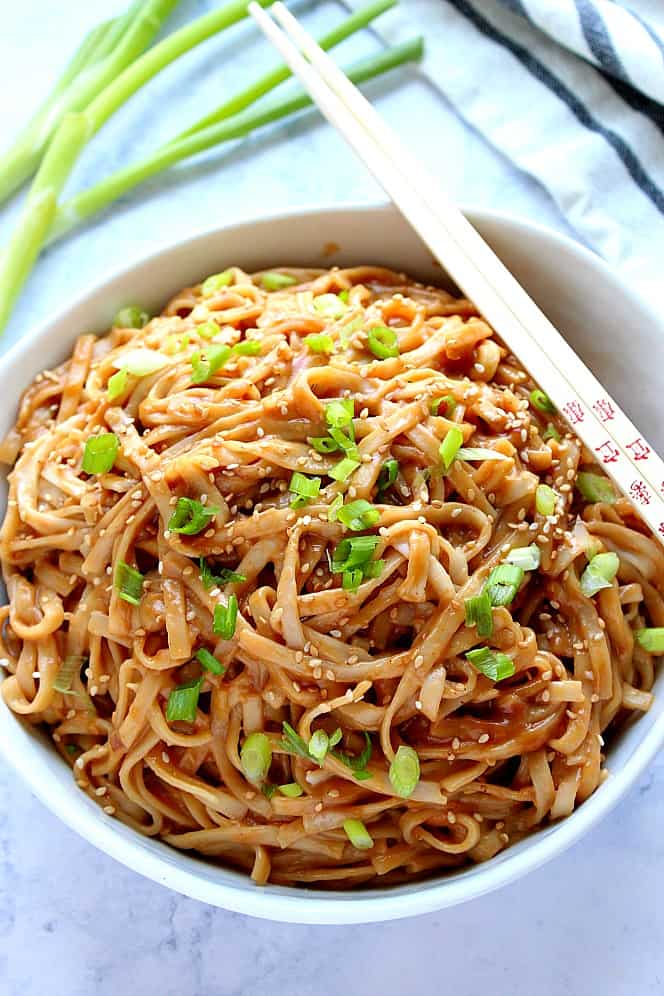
[0,0,180,205]
[47,37,424,245]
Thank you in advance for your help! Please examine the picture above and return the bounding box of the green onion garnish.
[113,305,149,329]
[201,270,232,296]
[329,456,361,482]
[168,497,219,536]
[107,369,129,401]
[485,563,525,606]
[195,647,225,675]
[457,447,510,462]
[465,590,493,637]
[367,325,399,360]
[439,426,464,470]
[280,721,312,761]
[377,458,398,493]
[261,272,297,291]
[635,628,664,653]
[343,818,374,849]
[240,732,272,783]
[388,744,420,798]
[530,389,556,414]
[114,560,143,606]
[304,333,334,354]
[580,552,619,597]
[233,339,261,356]
[114,348,167,377]
[308,728,340,764]
[338,290,350,304]
[466,647,515,682]
[190,343,232,384]
[199,557,246,590]
[363,559,384,580]
[325,398,354,429]
[213,595,238,640]
[166,677,203,723]
[313,293,347,319]
[278,782,303,798]
[430,395,456,417]
[329,426,358,456]
[327,493,344,523]
[577,472,617,505]
[262,783,277,800]
[53,655,83,694]
[337,499,380,532]
[342,568,364,591]
[535,484,558,516]
[309,435,340,454]
[332,731,372,780]
[505,545,541,572]
[82,432,119,475]
[289,472,322,509]
[196,320,219,339]
[331,536,381,573]
[542,423,561,442]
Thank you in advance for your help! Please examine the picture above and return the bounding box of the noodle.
[1,264,662,889]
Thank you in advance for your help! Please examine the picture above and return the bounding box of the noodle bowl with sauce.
[1,262,662,889]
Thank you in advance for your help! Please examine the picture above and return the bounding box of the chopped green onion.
[430,395,456,417]
[457,447,510,462]
[329,427,358,456]
[313,293,347,318]
[65,744,80,757]
[82,432,119,475]
[262,783,277,800]
[279,721,312,761]
[342,568,364,591]
[201,270,232,296]
[240,732,272,783]
[195,647,225,675]
[577,472,617,505]
[535,484,558,516]
[53,655,83,694]
[114,348,168,377]
[168,497,219,536]
[289,472,322,509]
[505,545,541,572]
[233,339,261,356]
[107,368,129,401]
[363,559,384,580]
[580,552,619,597]
[325,398,354,429]
[530,389,556,414]
[329,456,360,482]
[166,677,203,724]
[377,458,398,493]
[304,333,335,354]
[113,305,149,329]
[329,728,342,747]
[278,782,303,798]
[213,595,238,640]
[339,315,364,347]
[542,423,561,442]
[331,536,381,573]
[332,731,372,780]
[199,557,246,590]
[190,343,232,384]
[439,426,464,470]
[308,729,331,764]
[309,435,340,454]
[327,493,344,523]
[343,818,374,849]
[388,744,420,798]
[367,325,399,360]
[485,563,525,606]
[466,647,515,682]
[465,590,493,638]
[261,271,297,291]
[338,290,350,304]
[338,499,380,532]
[635,628,664,653]
[196,320,219,339]
[114,560,143,606]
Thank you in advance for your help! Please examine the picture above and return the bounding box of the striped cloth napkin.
[346,0,664,297]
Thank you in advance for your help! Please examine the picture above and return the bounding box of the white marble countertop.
[0,2,662,994]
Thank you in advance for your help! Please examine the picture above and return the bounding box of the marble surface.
[0,2,662,994]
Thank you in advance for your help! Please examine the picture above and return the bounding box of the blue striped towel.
[345,0,664,297]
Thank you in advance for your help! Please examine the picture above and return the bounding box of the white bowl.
[1,204,662,924]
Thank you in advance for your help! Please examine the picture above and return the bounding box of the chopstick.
[248,1,664,549]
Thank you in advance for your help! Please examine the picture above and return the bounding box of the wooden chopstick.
[248,2,664,548]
